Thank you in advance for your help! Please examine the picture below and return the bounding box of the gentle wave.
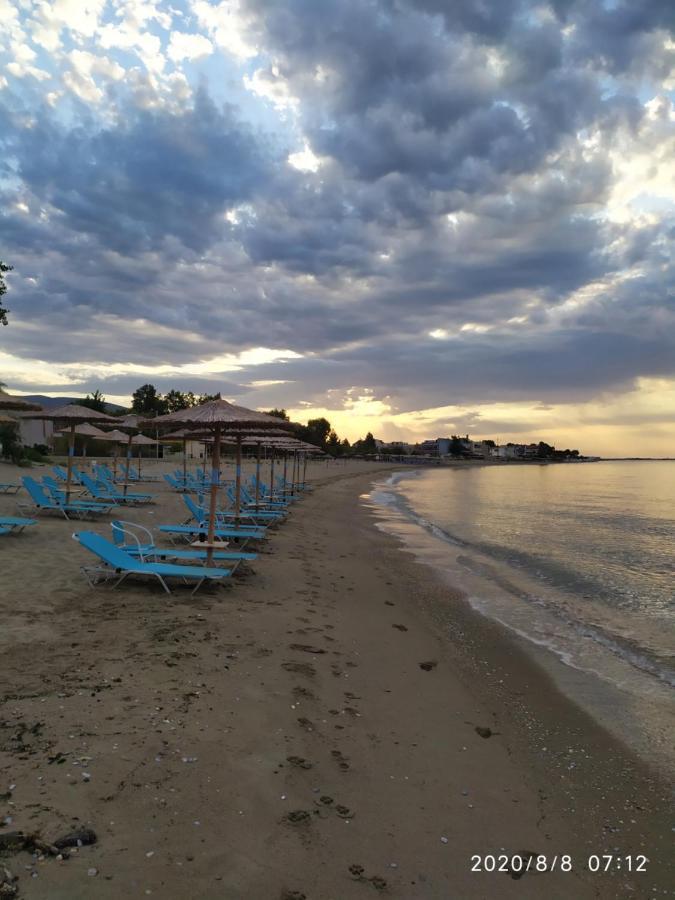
[366,464,675,690]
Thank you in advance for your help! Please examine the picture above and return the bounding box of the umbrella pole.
[303,452,308,490]
[183,438,187,484]
[269,446,275,497]
[138,447,142,478]
[255,441,261,510]
[66,424,75,503]
[290,450,296,495]
[206,424,221,565]
[283,451,288,494]
[123,433,133,496]
[113,444,118,481]
[235,434,242,526]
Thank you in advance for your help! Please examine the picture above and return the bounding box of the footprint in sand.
[419,660,437,671]
[289,644,326,655]
[392,623,408,631]
[283,809,312,825]
[286,755,313,769]
[331,749,350,771]
[297,716,316,732]
[282,662,316,677]
[292,685,316,700]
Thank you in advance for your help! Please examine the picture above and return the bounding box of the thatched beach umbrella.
[113,415,145,496]
[131,432,158,477]
[98,428,132,480]
[21,404,117,501]
[143,400,292,561]
[55,422,108,459]
[162,428,193,484]
[220,430,295,509]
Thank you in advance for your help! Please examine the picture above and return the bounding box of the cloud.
[167,31,213,62]
[0,0,673,454]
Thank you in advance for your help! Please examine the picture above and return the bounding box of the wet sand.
[0,459,672,898]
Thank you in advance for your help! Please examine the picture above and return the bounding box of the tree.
[305,417,332,448]
[80,390,107,413]
[164,389,195,412]
[264,408,290,421]
[361,431,377,453]
[326,430,341,456]
[131,384,167,416]
[0,261,13,326]
[449,435,464,457]
[197,392,221,404]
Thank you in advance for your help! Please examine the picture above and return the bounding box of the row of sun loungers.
[4,463,311,592]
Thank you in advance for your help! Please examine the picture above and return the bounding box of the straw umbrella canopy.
[0,389,42,411]
[97,428,132,479]
[55,422,108,459]
[110,415,144,495]
[162,428,194,483]
[21,404,117,500]
[219,429,298,508]
[0,413,20,424]
[142,400,293,561]
[131,432,158,477]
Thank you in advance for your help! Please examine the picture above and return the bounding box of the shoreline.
[365,467,675,777]
[0,461,672,897]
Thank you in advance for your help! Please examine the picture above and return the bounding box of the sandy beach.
[0,458,672,899]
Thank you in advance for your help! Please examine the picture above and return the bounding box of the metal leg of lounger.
[190,577,206,596]
[113,571,130,589]
[155,574,172,594]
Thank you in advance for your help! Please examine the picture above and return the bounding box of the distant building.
[17,415,53,448]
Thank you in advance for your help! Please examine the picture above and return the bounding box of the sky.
[0,0,673,456]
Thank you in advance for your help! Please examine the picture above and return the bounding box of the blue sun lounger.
[158,522,266,548]
[73,531,232,595]
[225,485,288,515]
[110,521,257,572]
[182,494,282,528]
[0,516,37,535]
[20,477,113,520]
[79,472,154,505]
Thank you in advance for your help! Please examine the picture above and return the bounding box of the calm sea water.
[368,461,675,757]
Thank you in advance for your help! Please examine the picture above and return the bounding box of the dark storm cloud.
[1,0,673,417]
[1,89,277,255]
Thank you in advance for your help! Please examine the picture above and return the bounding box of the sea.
[366,460,675,770]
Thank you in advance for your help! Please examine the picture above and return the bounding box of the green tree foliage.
[79,390,107,412]
[304,417,332,448]
[0,261,13,326]
[197,392,221,404]
[264,408,290,420]
[449,435,465,457]
[326,429,341,456]
[164,389,197,412]
[131,384,168,416]
[361,431,377,453]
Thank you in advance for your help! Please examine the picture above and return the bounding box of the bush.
[22,446,49,462]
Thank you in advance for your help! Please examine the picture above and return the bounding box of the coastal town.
[371,436,599,462]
